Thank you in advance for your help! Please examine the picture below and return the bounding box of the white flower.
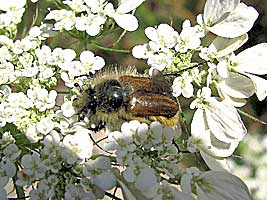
[0,131,15,146]
[0,160,16,187]
[0,35,13,47]
[46,9,76,31]
[175,20,202,53]
[27,87,57,111]
[42,130,61,157]
[189,87,247,158]
[145,24,179,49]
[35,45,52,65]
[147,51,173,71]
[0,13,12,29]
[36,117,55,135]
[25,125,43,143]
[0,61,15,85]
[21,153,47,179]
[75,14,106,36]
[93,171,117,191]
[203,0,258,38]
[0,46,11,61]
[50,47,76,66]
[0,162,9,187]
[7,92,32,109]
[61,100,76,118]
[0,0,26,12]
[3,144,21,161]
[105,121,137,150]
[12,38,34,54]
[172,71,194,98]
[29,175,59,199]
[61,127,93,164]
[80,50,105,74]
[104,0,145,31]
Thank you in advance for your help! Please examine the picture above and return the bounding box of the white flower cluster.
[105,121,181,176]
[104,120,190,199]
[0,0,27,38]
[14,125,97,199]
[0,25,56,87]
[46,0,145,36]
[133,0,267,170]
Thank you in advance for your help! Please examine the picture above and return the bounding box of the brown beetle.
[76,67,179,131]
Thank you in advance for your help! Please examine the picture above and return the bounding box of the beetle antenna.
[74,72,95,79]
[163,61,207,77]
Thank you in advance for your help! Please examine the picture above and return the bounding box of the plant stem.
[238,109,267,125]
[90,43,131,53]
[12,176,25,199]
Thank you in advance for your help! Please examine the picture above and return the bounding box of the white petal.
[123,167,136,182]
[217,60,229,78]
[219,72,255,98]
[0,188,7,200]
[200,151,231,171]
[157,24,175,37]
[246,73,267,101]
[86,24,101,36]
[182,83,194,98]
[197,171,252,200]
[207,3,258,38]
[132,44,150,59]
[62,49,76,62]
[181,174,192,193]
[116,0,144,14]
[135,168,157,192]
[21,154,32,167]
[93,172,116,190]
[113,14,138,31]
[0,177,8,188]
[236,43,267,75]
[191,109,206,138]
[204,0,240,25]
[191,110,240,157]
[61,101,76,118]
[145,27,158,41]
[211,34,248,58]
[92,56,105,70]
[80,51,94,63]
[206,100,247,142]
[5,161,16,177]
[205,133,239,157]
